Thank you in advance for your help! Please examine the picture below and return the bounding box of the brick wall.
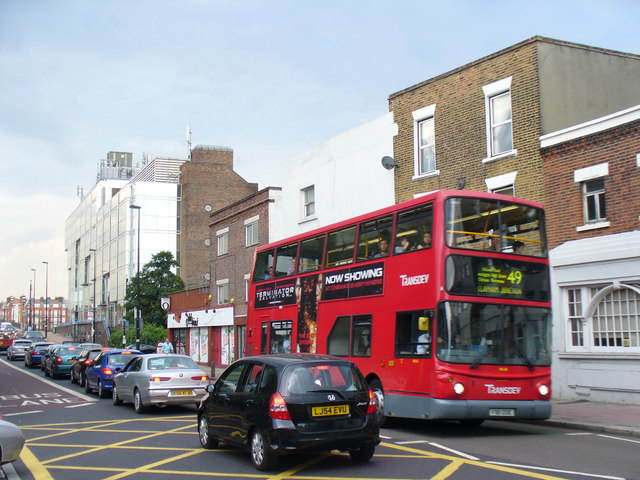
[388,40,544,205]
[179,146,258,288]
[542,120,640,249]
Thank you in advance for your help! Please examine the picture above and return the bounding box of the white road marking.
[488,461,626,480]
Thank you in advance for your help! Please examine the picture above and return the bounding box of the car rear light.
[150,377,171,382]
[56,357,62,365]
[366,389,378,415]
[191,376,209,381]
[101,367,113,375]
[84,359,92,365]
[268,392,291,420]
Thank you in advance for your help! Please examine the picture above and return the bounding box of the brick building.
[179,145,258,288]
[542,106,640,403]
[167,187,281,367]
[388,36,640,204]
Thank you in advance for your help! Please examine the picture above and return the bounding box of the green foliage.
[109,323,168,348]
[124,251,185,327]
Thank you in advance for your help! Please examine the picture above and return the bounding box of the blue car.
[24,342,53,368]
[44,345,81,378]
[85,349,140,398]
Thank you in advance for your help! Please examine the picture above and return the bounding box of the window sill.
[482,149,517,164]
[558,352,640,360]
[576,221,610,232]
[412,170,440,181]
[299,215,317,225]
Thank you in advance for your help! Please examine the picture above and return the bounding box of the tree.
[124,251,184,327]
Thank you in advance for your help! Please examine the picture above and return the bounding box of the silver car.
[0,418,25,465]
[6,339,33,361]
[112,354,210,413]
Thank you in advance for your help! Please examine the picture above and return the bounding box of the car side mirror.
[206,384,215,394]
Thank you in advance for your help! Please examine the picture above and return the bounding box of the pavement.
[41,331,640,438]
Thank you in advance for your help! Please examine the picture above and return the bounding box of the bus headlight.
[453,382,465,395]
[538,384,550,397]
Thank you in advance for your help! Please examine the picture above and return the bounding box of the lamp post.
[28,279,33,330]
[31,268,36,331]
[42,261,48,337]
[89,249,97,343]
[130,205,141,351]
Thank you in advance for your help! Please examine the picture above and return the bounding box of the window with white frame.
[302,185,315,219]
[217,228,229,256]
[217,279,229,305]
[483,78,514,160]
[564,284,640,352]
[583,179,606,223]
[412,104,437,177]
[573,163,609,230]
[244,216,259,246]
[244,274,250,302]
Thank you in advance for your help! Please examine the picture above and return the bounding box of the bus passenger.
[415,231,432,249]
[374,231,390,258]
[511,240,525,254]
[395,235,412,253]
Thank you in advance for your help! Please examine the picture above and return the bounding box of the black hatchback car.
[197,354,380,471]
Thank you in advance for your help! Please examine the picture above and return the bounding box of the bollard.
[210,360,216,382]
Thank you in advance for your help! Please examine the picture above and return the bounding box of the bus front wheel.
[368,379,388,426]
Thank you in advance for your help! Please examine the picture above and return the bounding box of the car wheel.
[25,359,29,368]
[134,389,146,414]
[44,366,50,377]
[198,415,219,449]
[459,419,484,427]
[250,429,277,471]
[112,385,123,406]
[80,374,86,388]
[7,352,12,361]
[70,370,77,384]
[98,380,109,398]
[349,443,376,462]
[85,378,93,394]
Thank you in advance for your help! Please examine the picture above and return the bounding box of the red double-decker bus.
[246,190,551,423]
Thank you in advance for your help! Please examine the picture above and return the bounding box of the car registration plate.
[173,389,194,396]
[489,408,515,417]
[311,404,349,417]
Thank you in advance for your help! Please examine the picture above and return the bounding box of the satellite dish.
[381,156,399,170]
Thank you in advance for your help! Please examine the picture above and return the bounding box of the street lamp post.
[42,261,49,337]
[31,268,36,331]
[89,249,97,343]
[130,205,141,351]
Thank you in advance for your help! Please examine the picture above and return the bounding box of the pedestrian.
[161,338,174,354]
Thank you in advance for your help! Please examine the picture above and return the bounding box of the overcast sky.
[1,0,639,299]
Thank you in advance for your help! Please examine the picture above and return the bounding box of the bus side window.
[395,205,433,253]
[325,226,357,268]
[357,215,393,261]
[299,234,324,273]
[395,311,432,357]
[275,242,298,277]
[253,250,275,282]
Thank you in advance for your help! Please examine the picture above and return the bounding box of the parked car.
[6,339,33,361]
[70,347,112,386]
[113,354,209,413]
[44,345,82,378]
[0,417,25,465]
[85,349,141,398]
[24,342,54,368]
[40,344,60,371]
[197,354,380,471]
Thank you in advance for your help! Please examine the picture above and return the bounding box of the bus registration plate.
[489,408,515,417]
[312,405,349,417]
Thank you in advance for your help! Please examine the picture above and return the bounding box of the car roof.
[238,353,354,367]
